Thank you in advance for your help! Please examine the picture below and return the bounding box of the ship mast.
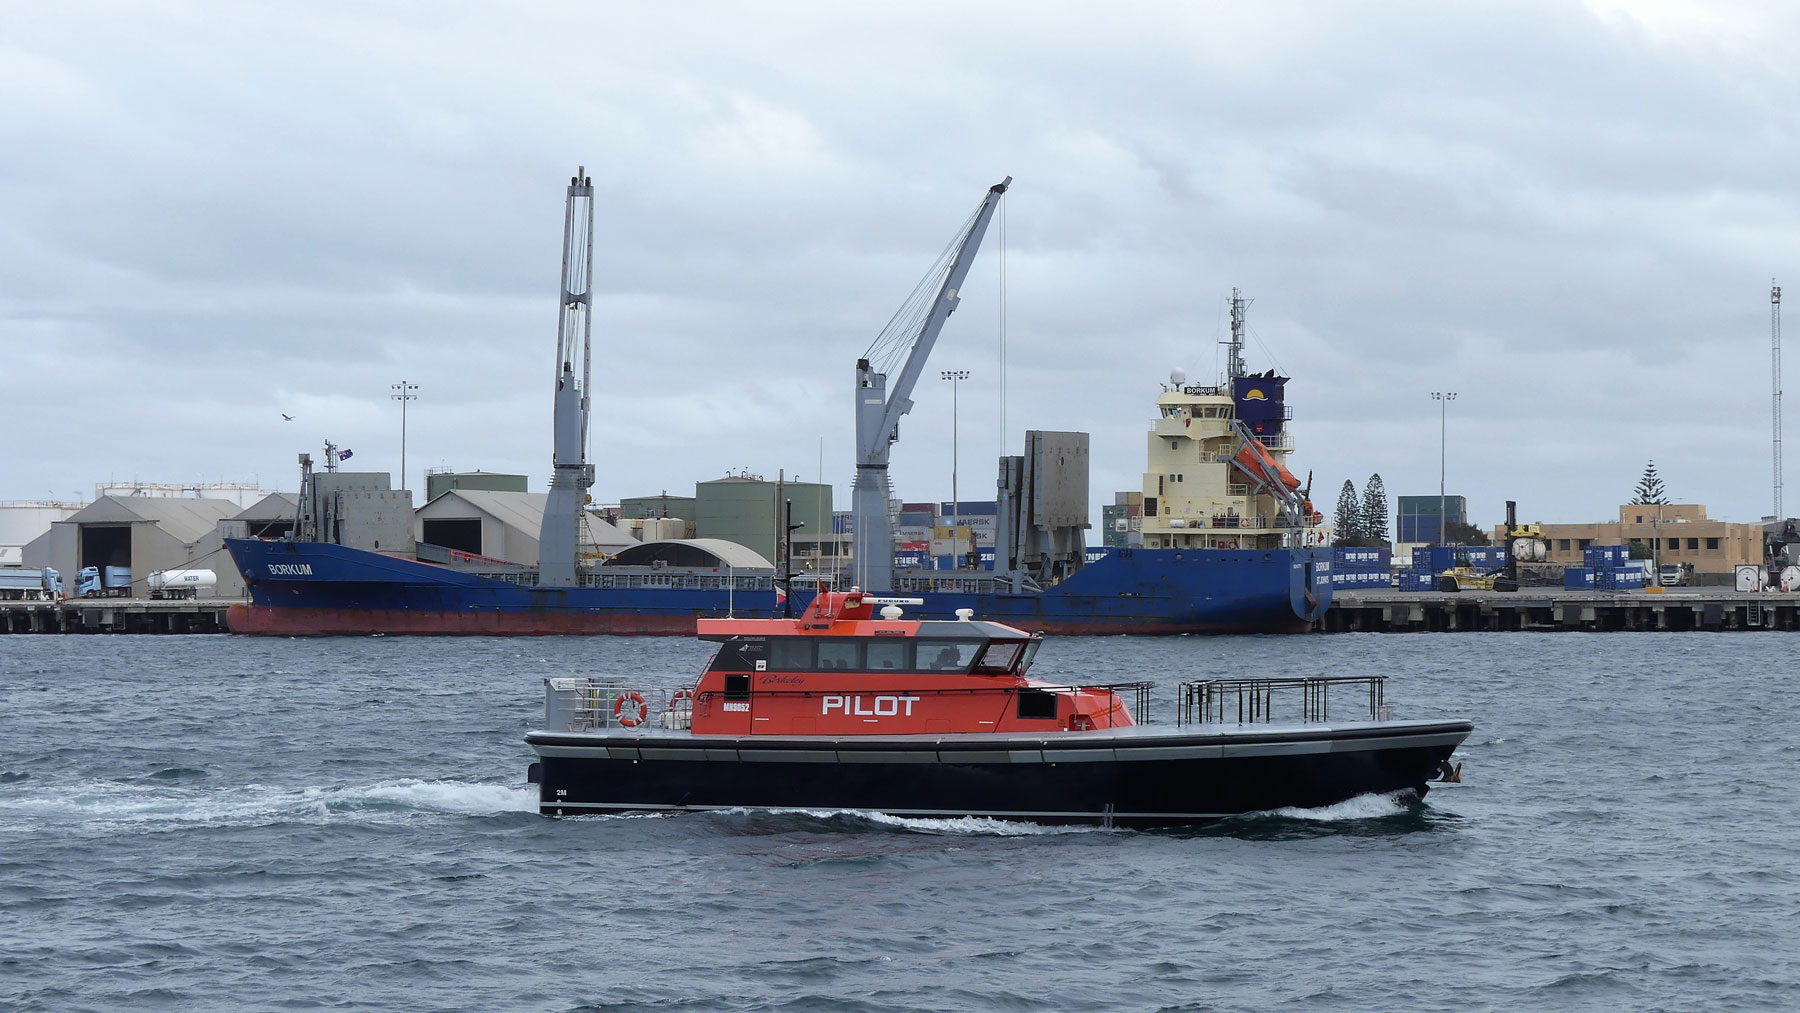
[1224,287,1250,382]
[851,177,1009,593]
[539,167,596,587]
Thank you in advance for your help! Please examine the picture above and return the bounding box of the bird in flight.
[281,414,294,421]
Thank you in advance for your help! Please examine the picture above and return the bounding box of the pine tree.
[1632,461,1669,505]
[1360,473,1389,546]
[1333,479,1362,545]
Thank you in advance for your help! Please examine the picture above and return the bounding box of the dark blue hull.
[223,539,1331,636]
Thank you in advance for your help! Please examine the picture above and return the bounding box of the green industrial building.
[696,475,831,569]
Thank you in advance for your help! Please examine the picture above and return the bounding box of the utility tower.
[539,168,596,586]
[1775,281,1784,521]
[852,177,1009,593]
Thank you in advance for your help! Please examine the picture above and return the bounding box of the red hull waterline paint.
[226,605,700,637]
[225,604,1313,638]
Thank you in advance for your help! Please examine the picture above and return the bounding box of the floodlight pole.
[941,369,969,564]
[391,381,418,498]
[1431,392,1456,545]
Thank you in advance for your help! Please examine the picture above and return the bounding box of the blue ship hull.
[223,538,1331,636]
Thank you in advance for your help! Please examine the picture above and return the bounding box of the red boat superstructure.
[685,591,1134,737]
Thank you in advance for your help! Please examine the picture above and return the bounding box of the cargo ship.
[524,589,1470,825]
[225,171,1331,636]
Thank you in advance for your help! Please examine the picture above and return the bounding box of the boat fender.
[615,691,649,727]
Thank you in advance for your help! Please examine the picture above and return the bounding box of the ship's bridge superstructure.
[1139,291,1313,551]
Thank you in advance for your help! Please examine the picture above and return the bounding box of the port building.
[1491,503,1763,582]
[695,474,832,572]
[414,489,635,566]
[23,495,244,595]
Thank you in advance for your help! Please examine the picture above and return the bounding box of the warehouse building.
[23,495,244,596]
[414,489,635,566]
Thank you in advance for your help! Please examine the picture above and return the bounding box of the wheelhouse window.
[770,638,812,671]
[816,641,860,670]
[913,641,982,672]
[972,641,1025,673]
[865,640,907,671]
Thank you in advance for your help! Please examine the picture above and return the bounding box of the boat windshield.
[972,641,1027,673]
[913,641,983,673]
[1018,639,1041,673]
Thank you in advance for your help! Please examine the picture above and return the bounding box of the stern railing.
[545,678,693,731]
[1176,676,1390,726]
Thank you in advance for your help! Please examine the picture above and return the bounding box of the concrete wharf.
[0,598,239,634]
[1322,589,1800,633]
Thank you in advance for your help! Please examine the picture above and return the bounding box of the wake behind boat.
[524,590,1470,827]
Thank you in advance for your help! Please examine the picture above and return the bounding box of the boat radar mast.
[540,167,596,587]
[852,176,1009,593]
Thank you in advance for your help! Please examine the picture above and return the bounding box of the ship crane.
[539,167,597,586]
[851,177,1010,592]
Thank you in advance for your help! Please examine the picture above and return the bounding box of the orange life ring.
[614,691,649,727]
[669,688,695,710]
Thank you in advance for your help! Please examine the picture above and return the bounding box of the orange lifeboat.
[1231,439,1302,495]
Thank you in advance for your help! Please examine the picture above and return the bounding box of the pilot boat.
[524,591,1471,826]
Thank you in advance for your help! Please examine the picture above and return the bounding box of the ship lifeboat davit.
[1231,439,1302,496]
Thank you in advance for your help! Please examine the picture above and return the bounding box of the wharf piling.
[0,598,239,635]
[1322,590,1800,633]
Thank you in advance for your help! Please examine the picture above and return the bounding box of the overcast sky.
[4,1,1798,530]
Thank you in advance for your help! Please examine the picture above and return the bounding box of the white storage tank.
[1733,564,1764,593]
[1781,565,1800,593]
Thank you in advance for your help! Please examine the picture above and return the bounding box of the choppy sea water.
[3,632,1797,1012]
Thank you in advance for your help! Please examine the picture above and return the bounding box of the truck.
[78,565,132,598]
[1658,562,1694,587]
[147,568,216,600]
[0,567,61,600]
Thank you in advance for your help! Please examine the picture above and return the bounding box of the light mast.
[1774,280,1783,521]
[539,168,596,586]
[851,177,1009,593]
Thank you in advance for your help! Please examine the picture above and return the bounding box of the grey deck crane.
[539,168,596,586]
[851,177,1009,592]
